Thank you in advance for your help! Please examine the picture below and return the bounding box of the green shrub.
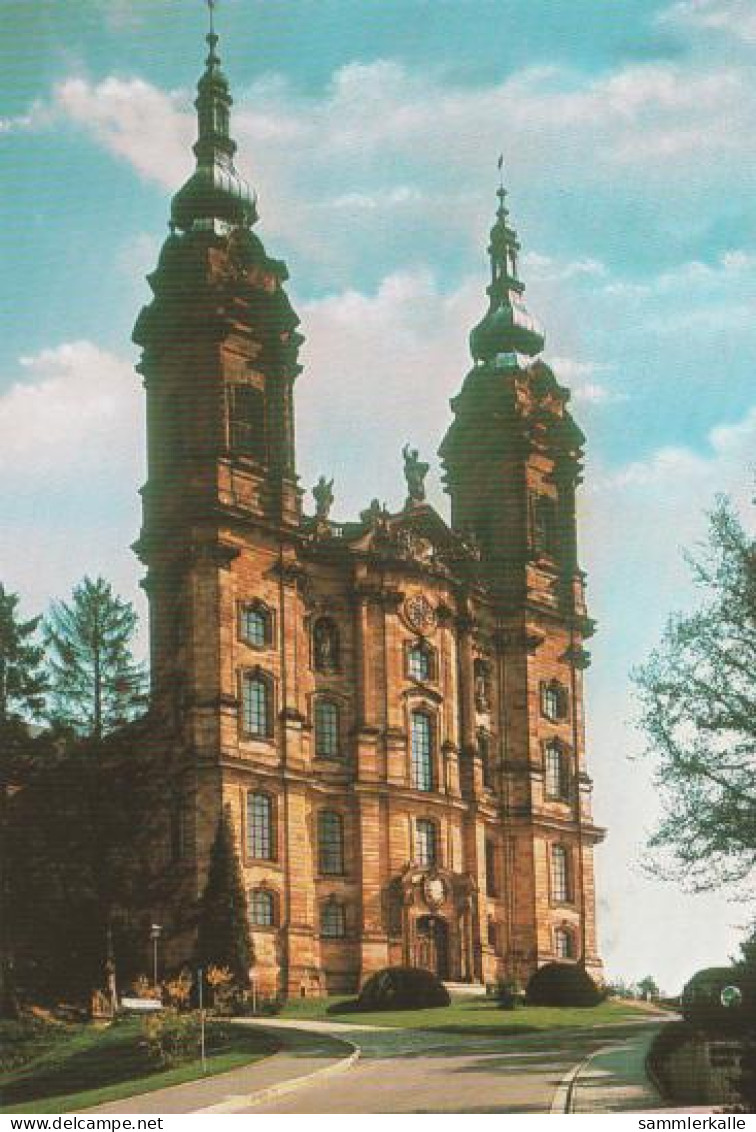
[357,966,451,1011]
[526,962,604,1007]
[682,967,755,1032]
[141,1009,202,1069]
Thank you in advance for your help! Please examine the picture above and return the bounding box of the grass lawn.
[0,1017,279,1115]
[281,994,655,1034]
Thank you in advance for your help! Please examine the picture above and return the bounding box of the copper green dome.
[469,184,544,363]
[170,32,257,232]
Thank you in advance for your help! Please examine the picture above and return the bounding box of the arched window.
[551,845,571,903]
[555,927,575,959]
[407,640,433,682]
[240,603,272,648]
[313,618,340,673]
[485,838,498,896]
[241,671,273,737]
[247,792,275,860]
[541,680,568,721]
[314,699,340,759]
[249,888,275,927]
[545,742,569,800]
[229,384,266,461]
[479,730,494,790]
[318,810,345,876]
[416,818,438,867]
[410,709,434,792]
[321,900,346,939]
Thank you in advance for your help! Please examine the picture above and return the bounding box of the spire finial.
[496,153,508,218]
[207,0,216,37]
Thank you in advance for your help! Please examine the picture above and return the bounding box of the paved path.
[249,1019,665,1115]
[87,1015,669,1115]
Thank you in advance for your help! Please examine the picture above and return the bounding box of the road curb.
[195,1037,361,1113]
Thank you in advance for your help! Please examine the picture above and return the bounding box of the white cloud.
[0,341,142,479]
[54,77,192,189]
[295,270,480,516]
[661,0,756,44]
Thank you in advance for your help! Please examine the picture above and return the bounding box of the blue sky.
[2,0,755,991]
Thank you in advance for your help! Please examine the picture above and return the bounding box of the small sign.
[120,996,164,1013]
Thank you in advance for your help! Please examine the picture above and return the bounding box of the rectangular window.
[551,846,571,903]
[242,673,269,736]
[249,889,274,927]
[318,811,345,876]
[247,792,274,860]
[229,384,265,460]
[315,700,340,758]
[321,902,346,939]
[240,605,269,648]
[416,819,438,867]
[411,711,434,792]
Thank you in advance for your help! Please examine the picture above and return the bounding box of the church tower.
[440,182,603,976]
[134,29,304,717]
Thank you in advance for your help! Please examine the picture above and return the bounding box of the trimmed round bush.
[526,962,603,1007]
[682,966,755,1032]
[357,966,451,1011]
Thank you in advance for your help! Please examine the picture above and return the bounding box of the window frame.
[248,887,276,928]
[541,679,568,722]
[406,638,435,683]
[554,926,576,960]
[478,729,495,791]
[318,809,346,877]
[550,844,572,904]
[314,697,341,760]
[415,817,439,868]
[544,741,570,801]
[410,708,435,792]
[320,900,347,939]
[485,837,499,897]
[239,601,273,649]
[228,382,266,462]
[240,668,274,739]
[246,791,276,861]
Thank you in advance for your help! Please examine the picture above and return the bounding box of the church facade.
[133,30,604,997]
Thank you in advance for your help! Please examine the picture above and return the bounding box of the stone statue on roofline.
[403,444,429,507]
[312,475,334,521]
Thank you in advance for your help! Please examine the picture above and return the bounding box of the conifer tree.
[0,583,47,1017]
[45,575,146,738]
[196,808,253,987]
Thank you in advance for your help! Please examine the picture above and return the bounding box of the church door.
[415,915,450,980]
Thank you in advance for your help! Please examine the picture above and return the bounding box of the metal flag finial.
[207,0,216,36]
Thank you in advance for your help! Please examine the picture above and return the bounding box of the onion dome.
[469,179,544,363]
[171,32,257,232]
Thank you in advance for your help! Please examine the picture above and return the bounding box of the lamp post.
[150,923,162,990]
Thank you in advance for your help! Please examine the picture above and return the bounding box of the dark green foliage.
[0,585,47,1019]
[357,966,451,1011]
[526,962,603,1007]
[7,728,164,1003]
[195,809,253,988]
[634,499,756,892]
[45,576,146,739]
[681,966,755,1032]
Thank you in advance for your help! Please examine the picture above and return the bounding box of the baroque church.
[133,27,604,997]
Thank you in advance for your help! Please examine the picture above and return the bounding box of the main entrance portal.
[415,915,449,980]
